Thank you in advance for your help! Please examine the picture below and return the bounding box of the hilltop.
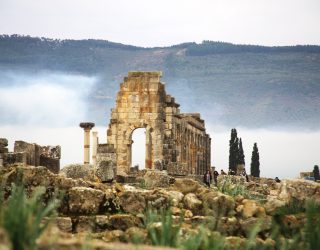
[1,34,320,129]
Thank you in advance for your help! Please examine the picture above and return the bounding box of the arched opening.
[131,128,146,169]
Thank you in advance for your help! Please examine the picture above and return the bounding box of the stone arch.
[106,72,166,174]
[103,71,211,176]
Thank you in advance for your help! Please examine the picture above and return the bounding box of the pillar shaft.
[92,131,98,165]
[79,122,95,165]
[83,129,90,164]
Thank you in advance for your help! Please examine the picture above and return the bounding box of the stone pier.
[79,122,95,165]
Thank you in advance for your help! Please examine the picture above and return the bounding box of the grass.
[0,175,60,250]
[144,208,182,247]
[218,175,266,202]
[182,227,225,250]
[274,198,305,216]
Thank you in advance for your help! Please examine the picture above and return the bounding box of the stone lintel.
[128,71,162,78]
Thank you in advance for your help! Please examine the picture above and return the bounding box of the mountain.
[1,34,320,129]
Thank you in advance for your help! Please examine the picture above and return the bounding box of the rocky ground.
[0,164,320,250]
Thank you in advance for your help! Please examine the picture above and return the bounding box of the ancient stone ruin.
[0,138,61,173]
[97,71,211,176]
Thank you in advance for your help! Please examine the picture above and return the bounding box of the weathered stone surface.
[184,209,193,218]
[281,214,303,231]
[224,236,246,249]
[74,216,95,233]
[101,72,211,174]
[239,199,266,218]
[0,138,8,148]
[68,187,105,214]
[56,217,72,233]
[166,190,184,207]
[277,179,320,203]
[13,140,60,172]
[95,215,110,231]
[143,170,175,188]
[239,216,272,237]
[264,197,286,215]
[124,227,148,243]
[102,230,125,243]
[118,190,147,214]
[96,159,115,182]
[171,207,182,216]
[183,193,202,213]
[171,178,202,194]
[199,190,235,217]
[61,164,96,182]
[109,214,141,231]
[216,217,239,235]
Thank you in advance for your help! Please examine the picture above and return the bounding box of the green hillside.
[1,34,320,129]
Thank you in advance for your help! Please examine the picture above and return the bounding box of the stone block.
[96,158,115,182]
[56,217,72,233]
[68,187,105,214]
[0,138,8,148]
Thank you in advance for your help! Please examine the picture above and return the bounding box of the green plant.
[1,180,60,250]
[305,200,320,250]
[219,176,248,197]
[250,143,260,178]
[182,227,225,250]
[144,208,181,247]
[274,198,305,217]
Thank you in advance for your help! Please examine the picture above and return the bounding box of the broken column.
[92,131,98,165]
[79,122,95,165]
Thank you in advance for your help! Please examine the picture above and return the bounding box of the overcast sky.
[0,0,319,47]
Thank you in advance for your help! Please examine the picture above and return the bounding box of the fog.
[0,71,319,179]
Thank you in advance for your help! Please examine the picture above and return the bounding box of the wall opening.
[131,128,146,169]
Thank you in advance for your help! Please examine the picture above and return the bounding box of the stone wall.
[0,138,60,173]
[100,71,211,176]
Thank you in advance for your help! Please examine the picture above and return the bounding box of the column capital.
[79,122,95,130]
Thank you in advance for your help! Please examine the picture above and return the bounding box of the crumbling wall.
[102,71,211,176]
[0,138,61,173]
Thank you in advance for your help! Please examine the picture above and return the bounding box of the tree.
[238,138,245,165]
[250,143,260,177]
[313,165,319,181]
[229,128,239,172]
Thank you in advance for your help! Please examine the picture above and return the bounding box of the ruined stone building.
[97,72,211,176]
[0,138,61,173]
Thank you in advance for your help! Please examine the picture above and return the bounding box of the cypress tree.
[238,138,245,165]
[313,165,320,181]
[250,143,260,177]
[229,128,239,172]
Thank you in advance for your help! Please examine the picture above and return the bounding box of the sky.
[0,1,319,178]
[0,0,320,47]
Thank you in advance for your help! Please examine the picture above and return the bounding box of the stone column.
[92,131,98,165]
[79,122,95,165]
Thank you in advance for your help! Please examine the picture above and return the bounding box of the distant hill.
[1,34,320,129]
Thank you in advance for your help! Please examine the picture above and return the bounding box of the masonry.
[0,138,61,174]
[98,71,211,176]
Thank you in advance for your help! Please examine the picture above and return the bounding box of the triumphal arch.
[98,71,211,176]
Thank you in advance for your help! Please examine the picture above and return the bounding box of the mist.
[0,70,319,179]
